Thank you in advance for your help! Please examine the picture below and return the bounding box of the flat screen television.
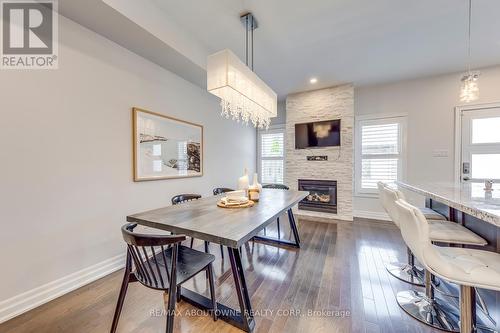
[295,119,341,149]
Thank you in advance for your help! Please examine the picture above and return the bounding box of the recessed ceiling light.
[309,78,318,84]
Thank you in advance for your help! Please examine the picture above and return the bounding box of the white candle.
[238,168,249,191]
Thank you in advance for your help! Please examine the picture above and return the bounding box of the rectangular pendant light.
[207,49,277,128]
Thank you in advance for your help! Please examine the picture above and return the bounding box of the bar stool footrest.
[386,262,425,287]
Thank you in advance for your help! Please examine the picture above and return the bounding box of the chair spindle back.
[121,223,185,290]
[171,194,202,205]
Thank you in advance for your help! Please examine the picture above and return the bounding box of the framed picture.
[133,107,203,181]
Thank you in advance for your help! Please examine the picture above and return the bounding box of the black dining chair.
[212,187,234,196]
[262,184,290,239]
[262,184,289,190]
[171,194,224,259]
[110,223,217,333]
[171,193,201,206]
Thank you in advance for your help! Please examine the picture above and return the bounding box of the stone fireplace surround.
[285,85,354,221]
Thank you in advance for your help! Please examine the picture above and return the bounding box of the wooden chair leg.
[277,217,281,239]
[176,285,181,303]
[165,245,178,333]
[110,252,132,333]
[162,291,169,307]
[207,264,217,321]
[163,291,177,333]
[190,237,194,248]
[219,244,224,259]
[204,241,210,279]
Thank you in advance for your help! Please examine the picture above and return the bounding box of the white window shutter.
[261,133,284,157]
[356,118,405,194]
[259,131,285,184]
[261,160,284,184]
[361,123,399,155]
[361,158,398,189]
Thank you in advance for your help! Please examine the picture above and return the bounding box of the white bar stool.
[391,187,487,248]
[390,186,491,303]
[378,182,427,286]
[394,199,500,333]
[382,185,492,329]
[378,183,487,287]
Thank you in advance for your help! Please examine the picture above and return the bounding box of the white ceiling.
[150,0,500,99]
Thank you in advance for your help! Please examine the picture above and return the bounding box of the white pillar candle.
[238,168,249,191]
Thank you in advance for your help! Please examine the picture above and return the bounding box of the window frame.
[460,107,500,182]
[454,102,500,184]
[355,114,407,197]
[257,124,286,185]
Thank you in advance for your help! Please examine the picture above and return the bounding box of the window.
[355,116,406,195]
[460,107,500,182]
[471,154,500,179]
[472,117,500,144]
[258,127,285,184]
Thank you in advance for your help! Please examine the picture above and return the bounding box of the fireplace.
[298,179,337,214]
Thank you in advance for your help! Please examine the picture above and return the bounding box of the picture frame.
[132,107,203,181]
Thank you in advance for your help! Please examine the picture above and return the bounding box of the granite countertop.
[397,181,500,227]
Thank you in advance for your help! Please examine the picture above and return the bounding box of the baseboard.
[296,213,353,224]
[353,210,391,222]
[294,208,353,222]
[0,253,126,324]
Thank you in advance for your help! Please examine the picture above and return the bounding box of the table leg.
[253,208,301,248]
[287,208,301,245]
[228,247,255,330]
[179,247,255,332]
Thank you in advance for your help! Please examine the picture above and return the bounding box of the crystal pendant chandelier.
[460,0,479,103]
[460,72,479,102]
[207,13,277,129]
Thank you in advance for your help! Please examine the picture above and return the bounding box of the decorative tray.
[217,200,255,209]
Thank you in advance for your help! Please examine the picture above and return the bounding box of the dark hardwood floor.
[0,217,442,333]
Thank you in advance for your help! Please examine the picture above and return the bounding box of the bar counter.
[398,181,500,227]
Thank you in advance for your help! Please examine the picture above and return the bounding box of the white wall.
[0,15,255,318]
[270,100,286,126]
[354,66,500,217]
[102,0,209,68]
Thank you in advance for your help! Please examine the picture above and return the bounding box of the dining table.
[126,188,309,332]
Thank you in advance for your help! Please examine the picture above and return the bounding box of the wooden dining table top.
[127,189,308,248]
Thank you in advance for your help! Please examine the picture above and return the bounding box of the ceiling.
[59,0,500,100]
[150,0,500,99]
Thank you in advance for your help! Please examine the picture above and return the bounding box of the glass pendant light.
[460,0,479,103]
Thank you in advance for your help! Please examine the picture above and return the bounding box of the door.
[461,107,500,183]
